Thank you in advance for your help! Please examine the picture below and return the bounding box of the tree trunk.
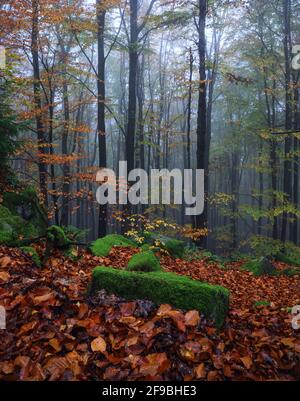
[97,2,107,238]
[195,0,208,247]
[31,0,48,208]
[280,0,292,243]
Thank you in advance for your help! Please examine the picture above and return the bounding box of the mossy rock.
[142,232,185,258]
[241,257,276,276]
[127,251,162,272]
[90,234,136,257]
[47,225,73,249]
[0,188,47,246]
[90,267,230,328]
[0,205,12,219]
[20,246,41,267]
[2,188,47,233]
[276,252,300,267]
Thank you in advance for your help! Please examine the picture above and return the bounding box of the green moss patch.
[276,252,300,267]
[90,267,229,328]
[241,257,299,277]
[127,251,162,272]
[253,300,271,308]
[241,257,276,276]
[47,225,72,249]
[90,234,136,257]
[143,232,186,258]
[20,246,41,267]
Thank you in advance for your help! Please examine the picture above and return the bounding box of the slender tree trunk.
[280,0,292,243]
[61,59,70,227]
[186,47,193,171]
[292,71,299,244]
[31,0,48,207]
[126,0,138,176]
[97,1,107,238]
[195,0,208,247]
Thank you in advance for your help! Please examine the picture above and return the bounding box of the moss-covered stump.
[241,257,276,276]
[90,234,136,257]
[90,267,230,328]
[127,251,162,272]
[20,246,41,267]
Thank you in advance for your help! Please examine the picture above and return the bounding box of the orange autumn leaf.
[91,336,107,353]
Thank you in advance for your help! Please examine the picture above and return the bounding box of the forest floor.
[0,245,299,381]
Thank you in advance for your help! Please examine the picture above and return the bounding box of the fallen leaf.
[91,336,107,353]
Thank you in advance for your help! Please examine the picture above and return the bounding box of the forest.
[0,0,300,383]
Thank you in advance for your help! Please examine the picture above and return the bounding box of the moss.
[280,267,299,277]
[63,246,79,261]
[140,243,151,251]
[241,257,276,276]
[90,234,136,257]
[253,300,270,308]
[47,225,72,249]
[276,252,300,267]
[0,229,13,244]
[2,188,47,234]
[90,267,230,328]
[0,205,12,219]
[20,246,41,267]
[142,232,186,258]
[127,251,162,272]
[162,238,185,258]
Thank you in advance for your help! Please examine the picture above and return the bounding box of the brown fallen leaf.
[49,338,62,353]
[240,355,253,370]
[194,363,206,379]
[0,256,11,268]
[185,310,200,327]
[91,336,107,353]
[0,271,10,282]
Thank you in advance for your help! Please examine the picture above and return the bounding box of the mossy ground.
[127,250,162,272]
[90,234,136,257]
[90,266,230,328]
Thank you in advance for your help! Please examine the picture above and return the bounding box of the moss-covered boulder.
[46,225,73,249]
[90,267,230,328]
[241,257,276,276]
[127,251,162,272]
[0,188,48,246]
[0,205,39,246]
[20,246,41,267]
[90,234,136,257]
[143,232,185,258]
[2,188,47,232]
